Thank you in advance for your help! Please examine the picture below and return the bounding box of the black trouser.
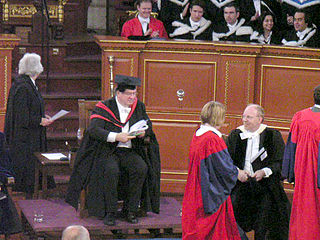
[102,147,147,214]
[232,180,288,240]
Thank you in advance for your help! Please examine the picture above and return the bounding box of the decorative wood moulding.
[0,34,20,48]
[95,36,320,58]
[1,0,68,23]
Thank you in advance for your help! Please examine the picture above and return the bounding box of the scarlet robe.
[121,17,168,39]
[182,130,240,240]
[282,107,320,240]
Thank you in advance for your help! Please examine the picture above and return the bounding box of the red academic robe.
[182,131,241,240]
[282,108,320,240]
[121,17,168,39]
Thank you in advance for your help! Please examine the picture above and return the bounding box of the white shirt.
[239,124,272,177]
[107,96,132,148]
[29,76,38,90]
[189,17,200,29]
[227,20,238,31]
[138,15,150,34]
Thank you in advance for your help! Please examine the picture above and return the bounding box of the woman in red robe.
[282,85,320,240]
[182,101,248,240]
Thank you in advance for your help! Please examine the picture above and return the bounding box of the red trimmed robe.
[121,17,168,39]
[182,128,241,240]
[282,107,320,240]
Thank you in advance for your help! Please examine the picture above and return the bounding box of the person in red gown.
[121,0,168,39]
[282,84,320,240]
[182,101,248,240]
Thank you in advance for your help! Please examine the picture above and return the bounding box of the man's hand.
[150,30,160,38]
[250,11,260,21]
[144,29,153,36]
[116,132,136,143]
[252,169,265,181]
[40,115,53,126]
[287,14,293,25]
[238,169,249,182]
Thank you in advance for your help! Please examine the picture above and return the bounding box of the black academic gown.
[4,74,55,193]
[158,0,190,35]
[282,26,320,48]
[170,17,213,40]
[66,97,161,218]
[227,127,290,240]
[213,19,253,42]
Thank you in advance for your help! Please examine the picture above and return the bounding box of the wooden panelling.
[95,36,320,194]
[0,34,20,131]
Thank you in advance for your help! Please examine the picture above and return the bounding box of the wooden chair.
[77,99,100,218]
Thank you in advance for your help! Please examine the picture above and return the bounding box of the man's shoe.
[103,212,116,226]
[127,212,138,224]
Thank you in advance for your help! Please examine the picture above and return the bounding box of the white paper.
[50,110,70,121]
[41,153,67,160]
[129,119,149,135]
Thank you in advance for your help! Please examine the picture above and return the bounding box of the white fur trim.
[169,0,189,7]
[210,0,234,8]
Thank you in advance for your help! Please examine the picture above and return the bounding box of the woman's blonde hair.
[200,101,225,127]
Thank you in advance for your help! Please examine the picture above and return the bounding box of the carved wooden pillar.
[0,34,20,130]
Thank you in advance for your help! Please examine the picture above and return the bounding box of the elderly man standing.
[227,104,290,240]
[282,85,320,240]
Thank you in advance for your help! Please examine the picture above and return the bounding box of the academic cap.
[115,75,141,86]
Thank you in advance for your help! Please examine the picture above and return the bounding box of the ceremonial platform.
[18,197,182,239]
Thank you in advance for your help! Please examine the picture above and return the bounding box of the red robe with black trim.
[282,107,320,240]
[182,129,240,240]
[121,17,168,39]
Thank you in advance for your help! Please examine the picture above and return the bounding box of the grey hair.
[61,225,90,240]
[18,53,43,77]
[247,103,265,120]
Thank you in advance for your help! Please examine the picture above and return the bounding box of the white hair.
[61,225,90,240]
[18,53,43,77]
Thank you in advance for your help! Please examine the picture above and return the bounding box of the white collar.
[29,76,37,88]
[138,15,150,24]
[196,123,222,138]
[238,124,267,139]
[189,17,200,28]
[227,20,238,29]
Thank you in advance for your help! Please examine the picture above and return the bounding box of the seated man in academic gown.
[227,104,291,240]
[281,10,320,48]
[170,0,212,40]
[122,0,168,39]
[212,2,253,42]
[66,75,161,226]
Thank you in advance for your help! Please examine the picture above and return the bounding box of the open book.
[129,119,148,136]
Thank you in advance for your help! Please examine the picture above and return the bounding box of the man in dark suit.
[281,10,320,48]
[66,75,160,226]
[4,53,54,199]
[170,0,212,40]
[227,104,290,240]
[212,2,253,42]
